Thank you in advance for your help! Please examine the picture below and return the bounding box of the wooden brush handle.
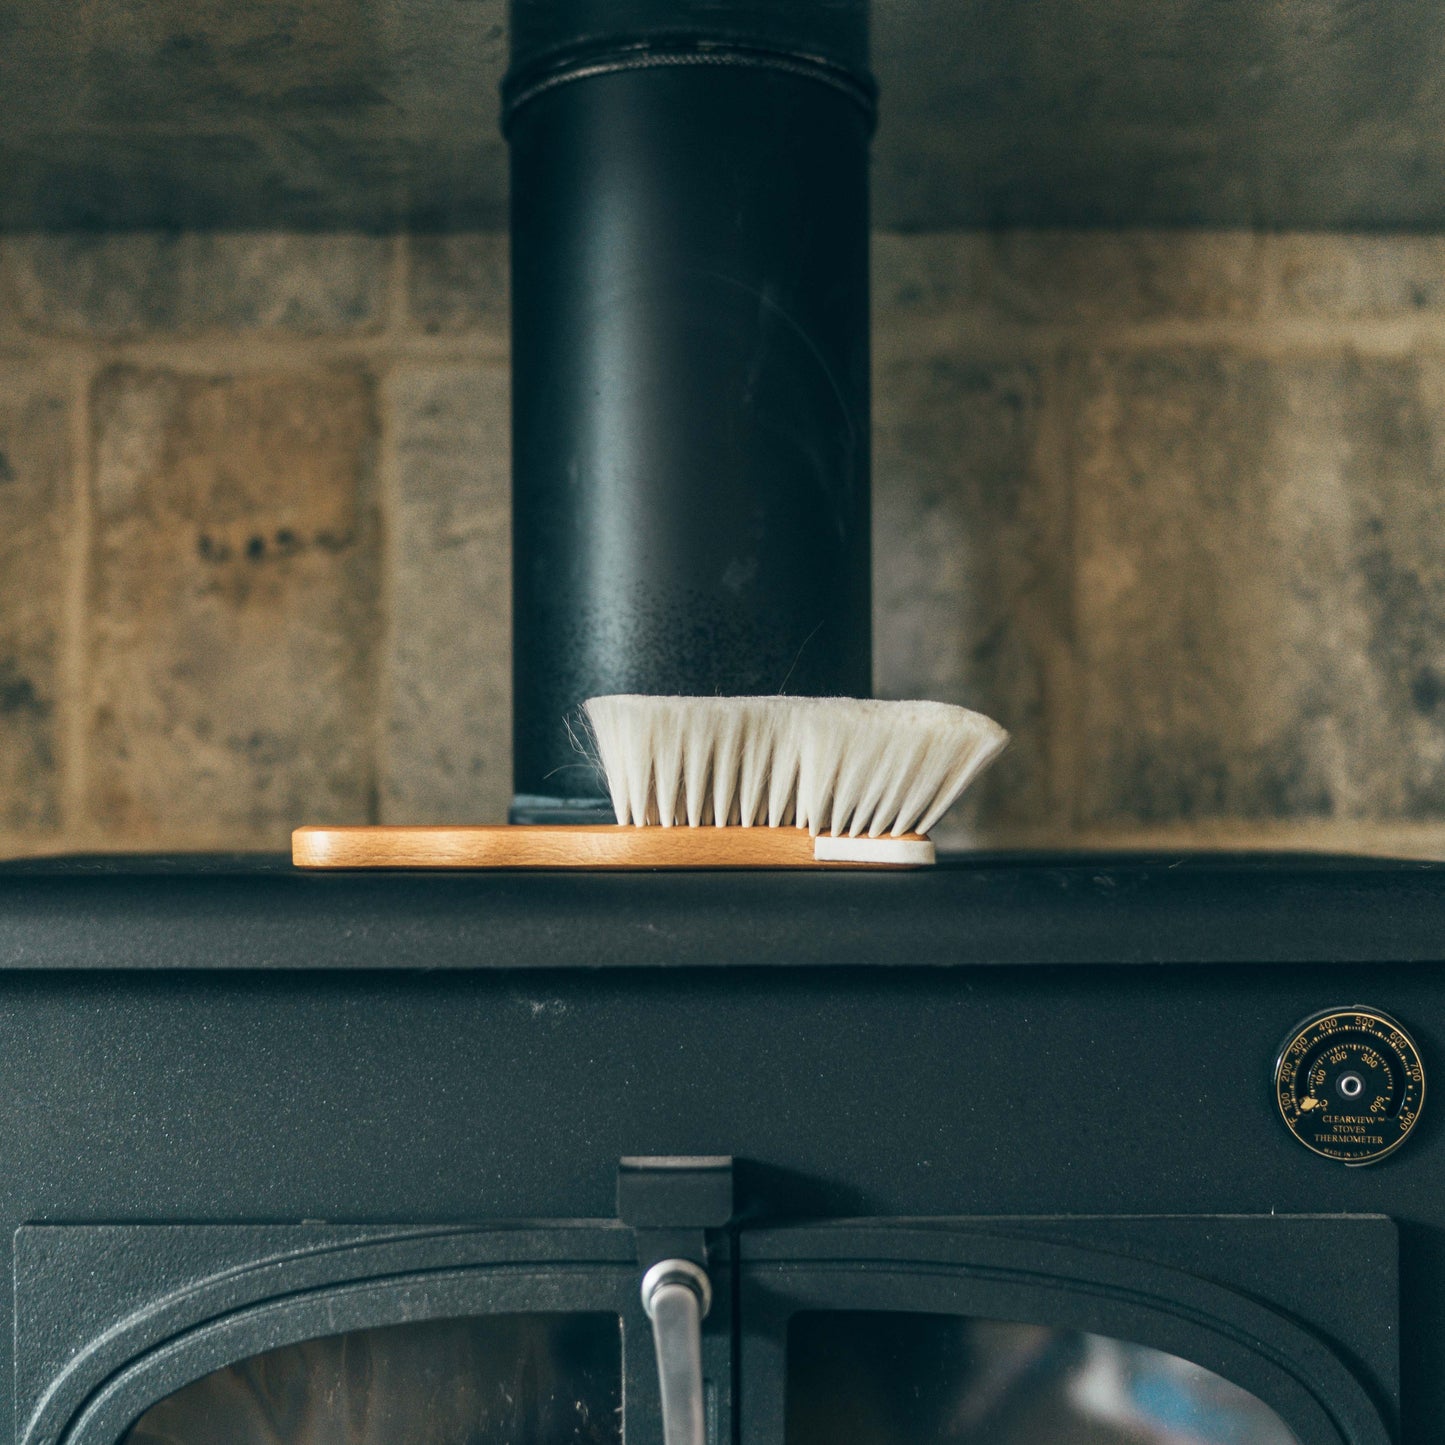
[292,825,934,870]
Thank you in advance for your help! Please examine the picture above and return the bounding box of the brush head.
[583,695,1009,837]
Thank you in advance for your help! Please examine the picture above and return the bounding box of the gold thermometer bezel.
[1274,1006,1425,1167]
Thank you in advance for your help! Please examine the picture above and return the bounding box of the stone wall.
[1,230,1444,856]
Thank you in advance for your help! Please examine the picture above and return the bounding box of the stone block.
[987,230,1264,324]
[406,233,509,338]
[2,233,388,338]
[1264,234,1445,319]
[872,233,993,327]
[873,351,1068,840]
[88,365,379,844]
[1074,348,1445,825]
[380,364,511,824]
[0,362,69,836]
[0,262,20,339]
[874,230,1263,330]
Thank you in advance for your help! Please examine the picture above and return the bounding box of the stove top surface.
[0,850,1440,971]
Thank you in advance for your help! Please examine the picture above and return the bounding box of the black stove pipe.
[504,0,875,822]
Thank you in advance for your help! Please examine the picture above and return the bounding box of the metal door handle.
[641,1258,712,1445]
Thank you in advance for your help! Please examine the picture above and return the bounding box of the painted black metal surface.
[506,4,873,817]
[17,1216,1394,1445]
[0,854,1441,1440]
[741,1220,1398,1444]
[1,852,1444,969]
[0,962,1437,1441]
[15,1225,642,1445]
[506,0,869,81]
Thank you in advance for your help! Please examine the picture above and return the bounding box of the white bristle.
[582,695,1009,837]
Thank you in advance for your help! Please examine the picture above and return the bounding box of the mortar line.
[60,349,94,848]
[1044,343,1084,836]
[369,234,412,826]
[370,351,400,827]
[0,240,25,345]
[33,331,507,370]
[873,314,1445,360]
[964,818,1445,861]
[385,231,410,340]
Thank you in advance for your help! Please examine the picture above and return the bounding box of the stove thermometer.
[1275,1007,1425,1166]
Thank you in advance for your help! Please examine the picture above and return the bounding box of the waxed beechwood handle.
[291,825,935,869]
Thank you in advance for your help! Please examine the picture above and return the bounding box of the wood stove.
[4,4,1435,1444]
[1,850,1437,1444]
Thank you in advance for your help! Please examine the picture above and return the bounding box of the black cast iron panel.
[0,854,1443,969]
[0,858,1440,1439]
[16,1223,733,1445]
[0,961,1436,1435]
[739,1220,1399,1444]
[16,1216,1395,1445]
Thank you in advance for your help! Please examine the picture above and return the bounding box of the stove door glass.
[786,1311,1300,1444]
[123,1314,622,1445]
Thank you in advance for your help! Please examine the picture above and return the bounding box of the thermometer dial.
[1275,1007,1424,1166]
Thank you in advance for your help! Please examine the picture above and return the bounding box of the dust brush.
[583,694,1009,865]
[293,696,1007,870]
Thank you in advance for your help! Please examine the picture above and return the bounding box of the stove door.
[19,1215,1394,1445]
[14,1223,682,1445]
[738,1218,1397,1445]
